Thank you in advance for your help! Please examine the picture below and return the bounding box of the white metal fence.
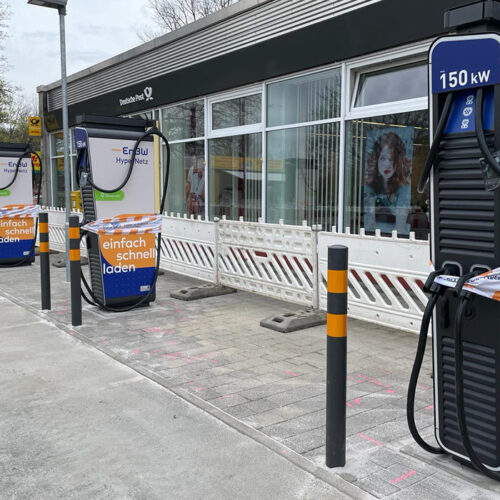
[40,207,430,333]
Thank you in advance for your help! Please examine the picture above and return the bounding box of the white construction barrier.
[40,208,430,333]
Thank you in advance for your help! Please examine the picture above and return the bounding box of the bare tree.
[139,0,240,41]
[0,93,38,144]
[0,2,11,126]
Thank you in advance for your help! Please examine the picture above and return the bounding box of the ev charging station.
[0,142,39,266]
[75,115,168,311]
[408,1,500,479]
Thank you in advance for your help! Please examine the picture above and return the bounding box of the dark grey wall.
[44,0,471,128]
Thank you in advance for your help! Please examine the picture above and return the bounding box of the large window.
[344,111,429,238]
[267,68,341,127]
[150,46,431,234]
[162,100,206,216]
[267,123,339,227]
[163,101,204,141]
[353,62,427,108]
[209,134,262,221]
[208,90,263,222]
[266,68,341,228]
[212,94,261,130]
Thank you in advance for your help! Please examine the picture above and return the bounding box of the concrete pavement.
[0,295,355,499]
[1,260,500,499]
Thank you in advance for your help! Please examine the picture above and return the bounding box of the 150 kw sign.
[431,35,500,94]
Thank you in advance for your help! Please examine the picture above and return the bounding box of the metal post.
[312,225,320,310]
[59,7,71,283]
[39,212,51,310]
[213,217,220,285]
[325,244,348,468]
[69,215,81,326]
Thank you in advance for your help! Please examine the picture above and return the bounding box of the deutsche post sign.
[28,116,42,137]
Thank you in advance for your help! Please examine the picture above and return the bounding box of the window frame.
[207,85,263,138]
[346,43,429,121]
[160,98,206,143]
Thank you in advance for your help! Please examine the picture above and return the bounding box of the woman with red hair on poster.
[363,130,412,234]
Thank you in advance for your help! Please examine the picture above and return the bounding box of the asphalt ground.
[1,259,500,499]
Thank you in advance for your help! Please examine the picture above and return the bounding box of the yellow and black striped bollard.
[69,215,82,326]
[325,245,348,468]
[39,212,51,310]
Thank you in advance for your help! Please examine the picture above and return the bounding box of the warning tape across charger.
[0,204,40,219]
[435,269,500,302]
[81,214,162,235]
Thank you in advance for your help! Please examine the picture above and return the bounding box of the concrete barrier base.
[170,283,237,301]
[260,308,326,333]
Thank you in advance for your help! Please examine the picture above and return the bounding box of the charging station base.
[170,283,236,301]
[260,309,326,333]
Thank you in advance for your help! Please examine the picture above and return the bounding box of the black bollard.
[39,212,51,310]
[325,245,348,468]
[69,215,82,326]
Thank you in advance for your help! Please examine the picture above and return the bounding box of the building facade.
[37,0,469,241]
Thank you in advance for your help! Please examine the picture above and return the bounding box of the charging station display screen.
[99,233,156,299]
[88,137,155,219]
[0,156,33,206]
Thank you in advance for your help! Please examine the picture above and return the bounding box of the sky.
[3,0,157,102]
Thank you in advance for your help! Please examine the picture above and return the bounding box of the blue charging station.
[408,1,500,480]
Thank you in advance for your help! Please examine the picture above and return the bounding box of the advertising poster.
[0,217,35,259]
[363,126,414,234]
[100,233,156,299]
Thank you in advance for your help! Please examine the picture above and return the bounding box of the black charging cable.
[407,268,450,455]
[453,271,500,480]
[78,126,171,312]
[475,87,500,177]
[0,149,43,268]
[417,92,454,193]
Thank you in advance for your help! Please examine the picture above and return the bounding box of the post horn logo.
[30,117,40,126]
[144,87,154,102]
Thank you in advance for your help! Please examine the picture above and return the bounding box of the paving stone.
[353,468,400,498]
[3,264,500,499]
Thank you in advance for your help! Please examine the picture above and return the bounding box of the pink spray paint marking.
[165,339,181,346]
[358,374,394,392]
[143,326,164,334]
[389,470,416,484]
[425,404,434,410]
[346,398,361,407]
[162,352,182,359]
[285,370,298,377]
[356,433,382,446]
[417,383,431,390]
[132,349,141,354]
